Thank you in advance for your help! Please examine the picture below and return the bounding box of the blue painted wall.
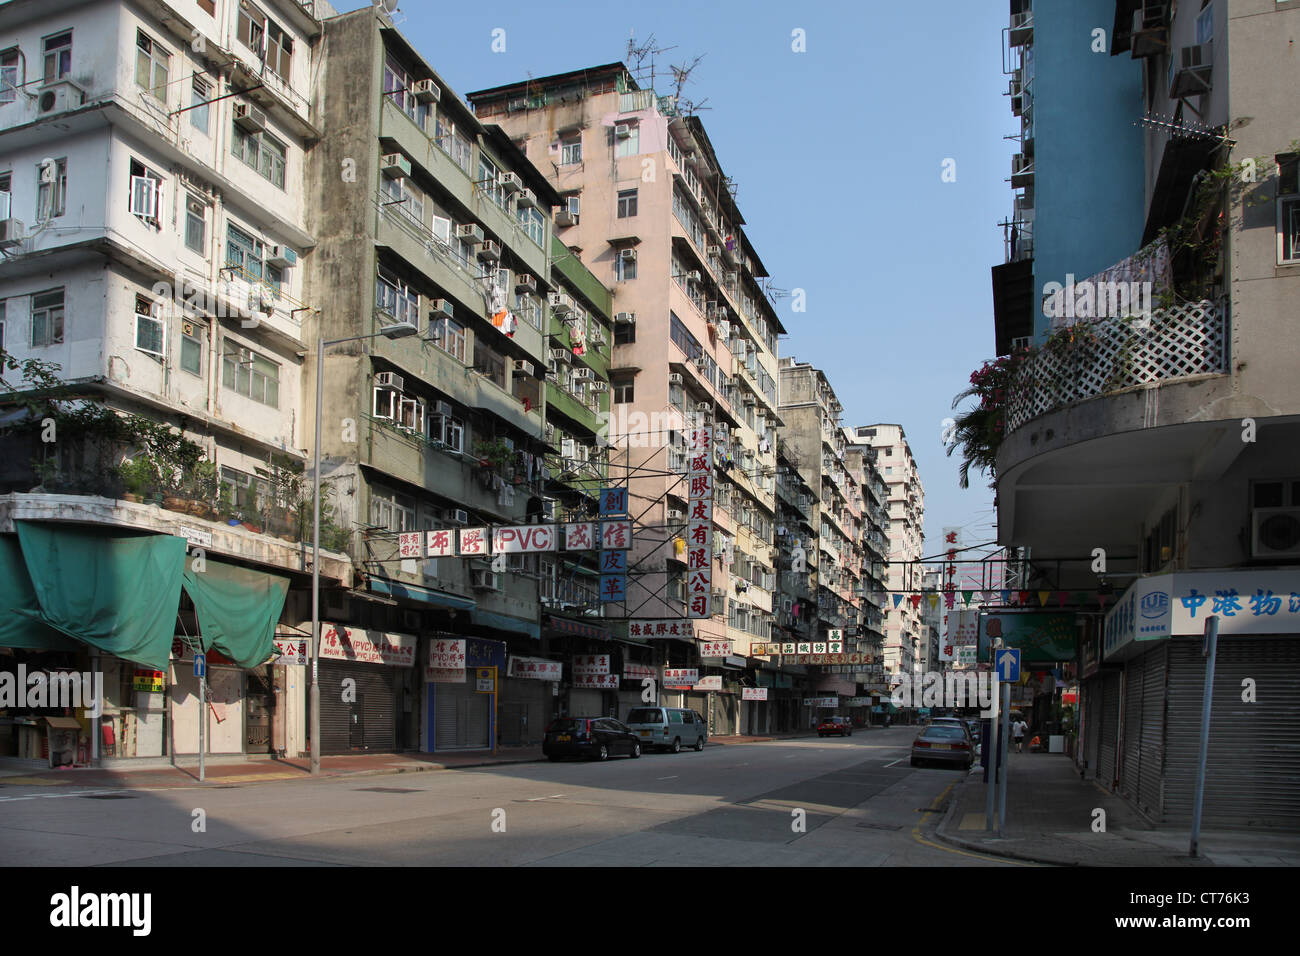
[1032,0,1146,340]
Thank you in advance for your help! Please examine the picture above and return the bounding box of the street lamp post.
[310,319,418,775]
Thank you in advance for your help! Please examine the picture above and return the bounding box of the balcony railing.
[1005,299,1227,434]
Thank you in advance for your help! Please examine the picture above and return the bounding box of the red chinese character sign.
[600,518,632,603]
[686,426,714,619]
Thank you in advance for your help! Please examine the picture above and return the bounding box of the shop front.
[424,636,507,752]
[318,623,416,753]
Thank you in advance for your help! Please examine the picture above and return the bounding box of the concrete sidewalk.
[935,750,1300,866]
[0,730,823,789]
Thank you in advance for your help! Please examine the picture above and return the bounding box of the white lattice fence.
[1006,300,1225,433]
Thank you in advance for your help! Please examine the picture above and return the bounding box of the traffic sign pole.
[985,640,1001,832]
[196,653,206,784]
[997,679,1010,835]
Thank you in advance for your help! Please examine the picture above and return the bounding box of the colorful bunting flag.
[962,590,974,606]
[892,594,903,609]
[1037,590,1051,607]
[909,594,922,609]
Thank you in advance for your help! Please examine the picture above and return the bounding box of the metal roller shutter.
[500,678,550,746]
[1096,672,1121,789]
[1137,643,1167,817]
[434,680,491,750]
[1163,637,1300,828]
[1119,657,1143,800]
[617,690,643,723]
[568,688,604,717]
[318,662,398,753]
[1082,678,1101,775]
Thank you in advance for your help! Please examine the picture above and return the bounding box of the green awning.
[182,559,289,668]
[0,535,78,651]
[14,520,186,670]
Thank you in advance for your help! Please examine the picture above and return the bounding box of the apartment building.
[990,0,1300,828]
[467,65,787,736]
[848,424,924,686]
[0,0,340,765]
[844,434,889,691]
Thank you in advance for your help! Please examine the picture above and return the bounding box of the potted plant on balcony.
[472,438,512,489]
[946,353,1026,489]
[117,457,156,503]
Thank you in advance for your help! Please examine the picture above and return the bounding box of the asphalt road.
[0,727,1021,866]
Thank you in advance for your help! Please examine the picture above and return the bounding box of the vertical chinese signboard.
[686,425,714,618]
[599,486,630,604]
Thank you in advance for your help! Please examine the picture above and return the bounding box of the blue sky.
[334,0,1013,559]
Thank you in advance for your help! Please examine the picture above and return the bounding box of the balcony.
[1005,299,1226,434]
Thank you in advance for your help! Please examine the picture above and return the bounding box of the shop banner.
[493,525,559,553]
[273,638,308,665]
[564,522,597,551]
[742,687,768,701]
[663,667,699,686]
[846,696,872,706]
[624,663,657,681]
[133,669,165,692]
[508,656,563,680]
[694,675,723,691]
[804,697,838,708]
[572,672,619,689]
[399,532,423,558]
[572,654,611,676]
[320,624,416,667]
[629,620,693,638]
[600,520,632,550]
[977,613,1078,664]
[457,528,490,556]
[425,638,466,682]
[699,640,731,657]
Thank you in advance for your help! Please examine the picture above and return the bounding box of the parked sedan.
[818,716,853,737]
[543,717,642,761]
[910,724,974,769]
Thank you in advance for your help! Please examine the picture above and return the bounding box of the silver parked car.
[624,707,707,753]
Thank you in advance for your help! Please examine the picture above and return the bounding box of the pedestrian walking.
[1012,717,1027,753]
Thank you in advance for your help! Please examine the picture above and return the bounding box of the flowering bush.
[947,351,1030,489]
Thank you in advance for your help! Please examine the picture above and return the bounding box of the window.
[474,341,507,389]
[42,31,72,84]
[129,159,164,229]
[614,321,635,345]
[197,0,215,15]
[180,319,204,376]
[431,315,466,363]
[0,172,11,220]
[514,291,540,330]
[478,155,503,208]
[516,204,544,246]
[135,31,170,102]
[221,338,279,407]
[370,489,416,533]
[613,378,634,404]
[231,121,286,188]
[375,269,419,325]
[36,158,67,222]
[384,54,430,131]
[615,248,637,281]
[615,123,640,158]
[0,300,6,357]
[185,194,208,255]
[31,289,64,348]
[226,223,264,279]
[264,20,293,80]
[190,77,211,134]
[238,5,266,55]
[381,173,425,228]
[1196,3,1213,45]
[1278,155,1300,264]
[560,134,582,165]
[1,48,18,105]
[617,188,638,218]
[429,408,465,453]
[134,294,164,358]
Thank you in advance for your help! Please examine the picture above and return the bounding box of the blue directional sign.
[995,648,1020,682]
[194,653,207,678]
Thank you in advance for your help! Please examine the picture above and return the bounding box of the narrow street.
[0,730,1020,867]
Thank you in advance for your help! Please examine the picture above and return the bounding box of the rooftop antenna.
[626,32,676,93]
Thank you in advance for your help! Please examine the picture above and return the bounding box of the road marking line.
[657,775,678,780]
[525,793,565,801]
[910,782,1035,867]
[884,758,906,768]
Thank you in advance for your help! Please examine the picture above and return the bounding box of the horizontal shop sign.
[409,521,636,559]
[742,687,768,701]
[663,668,699,685]
[508,656,562,680]
[572,673,619,689]
[700,641,731,657]
[804,697,839,708]
[572,653,611,676]
[694,676,723,691]
[629,620,693,639]
[320,624,416,667]
[624,663,657,680]
[750,642,844,656]
[273,639,307,666]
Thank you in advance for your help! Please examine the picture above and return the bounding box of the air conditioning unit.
[516,188,537,209]
[413,78,440,102]
[1251,508,1300,558]
[548,292,572,315]
[589,381,608,393]
[267,245,297,268]
[507,97,528,112]
[381,153,412,179]
[619,248,637,261]
[1169,44,1213,98]
[613,312,634,325]
[477,240,501,261]
[515,359,535,377]
[434,400,453,417]
[37,79,84,114]
[233,103,267,132]
[0,219,24,250]
[498,171,523,193]
[668,373,683,385]
[614,123,632,140]
[515,273,537,293]
[471,569,501,591]
[549,347,572,363]
[457,223,485,243]
[555,208,577,227]
[687,270,701,282]
[375,371,405,390]
[695,401,711,412]
[668,508,684,520]
[572,368,593,382]
[707,245,720,256]
[694,355,709,370]
[430,298,455,319]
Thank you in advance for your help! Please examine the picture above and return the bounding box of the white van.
[624,706,707,753]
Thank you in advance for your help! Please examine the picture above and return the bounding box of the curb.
[932,773,1079,867]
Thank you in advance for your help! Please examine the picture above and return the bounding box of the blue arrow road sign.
[194,653,206,678]
[996,648,1020,682]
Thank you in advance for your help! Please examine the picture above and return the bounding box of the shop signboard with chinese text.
[321,624,416,667]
